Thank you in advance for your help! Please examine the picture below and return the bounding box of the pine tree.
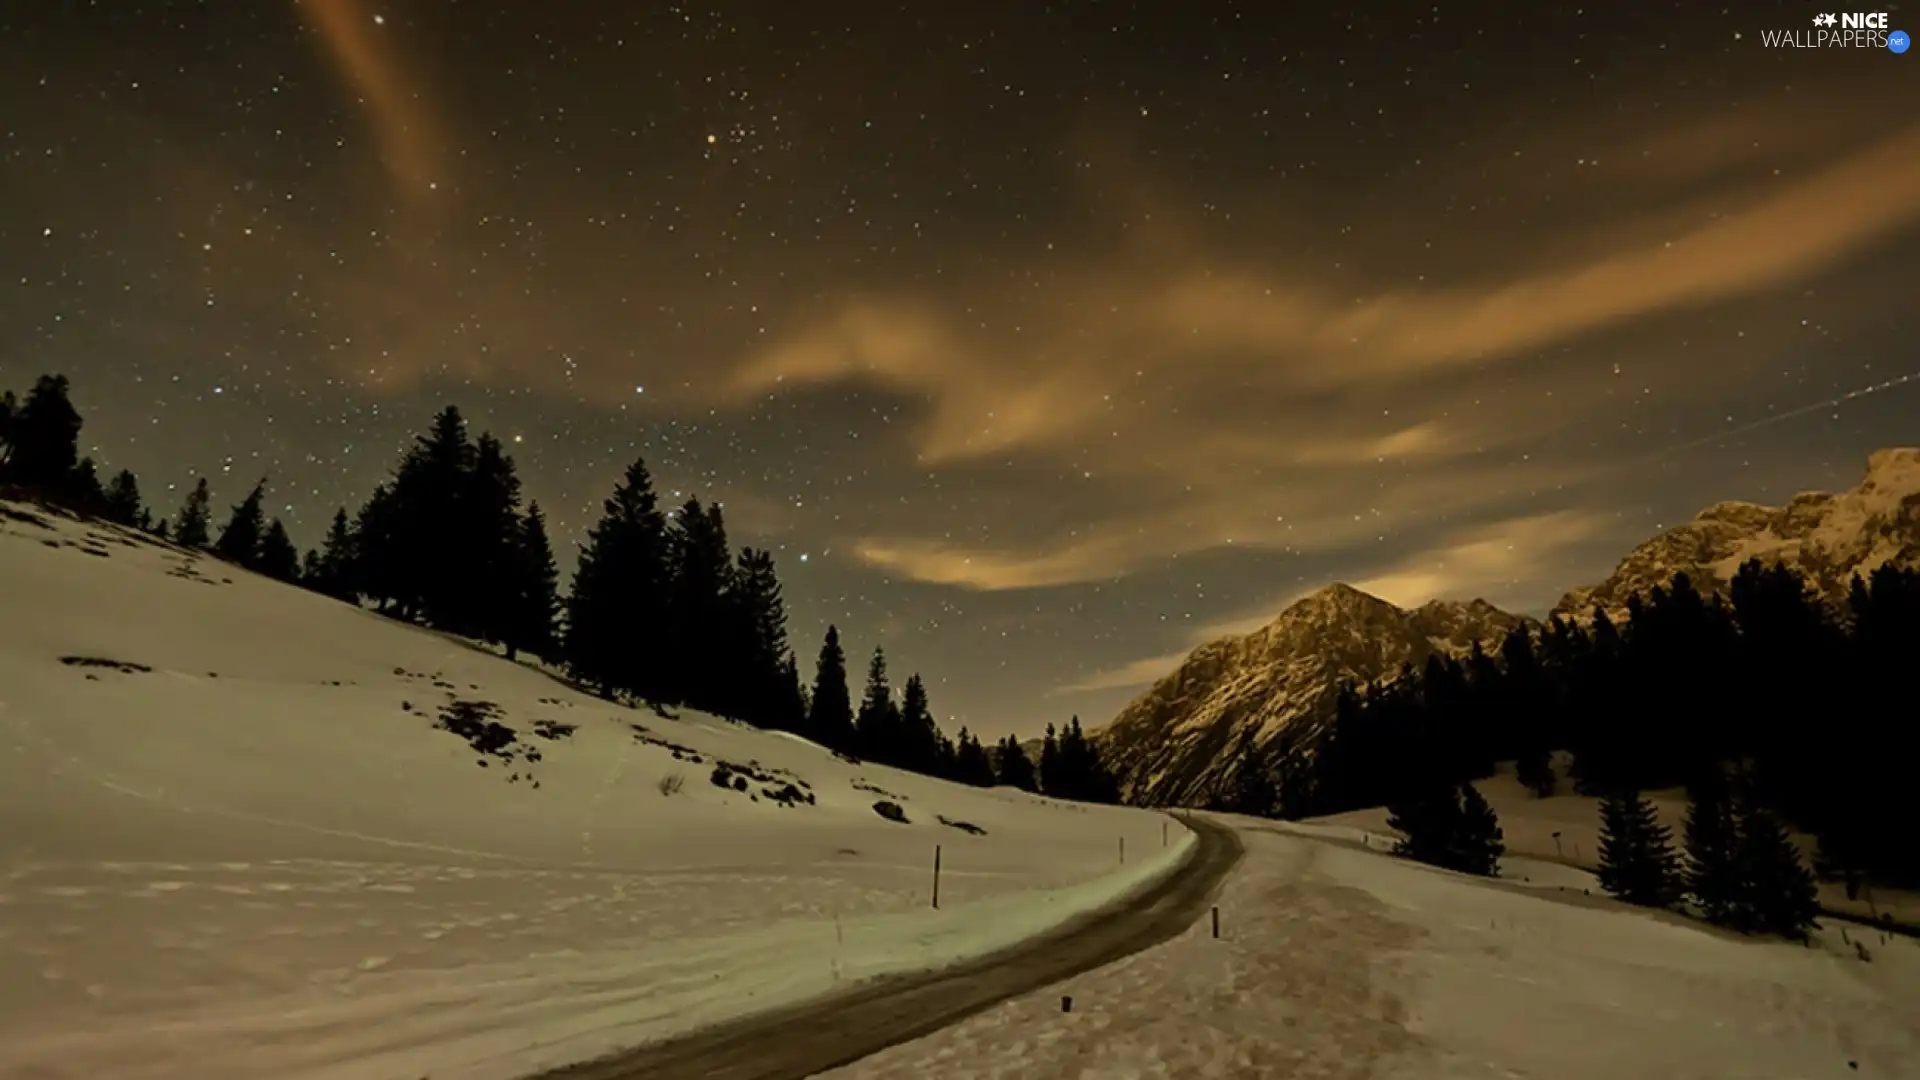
[952,728,996,787]
[352,483,407,613]
[66,456,106,513]
[1516,745,1557,798]
[1596,789,1682,908]
[664,498,736,713]
[174,479,214,547]
[214,479,268,568]
[256,518,301,582]
[502,502,559,661]
[1453,783,1506,876]
[2,374,82,491]
[459,432,525,643]
[897,673,943,773]
[1389,782,1503,876]
[1683,771,1742,927]
[806,625,855,751]
[385,406,475,627]
[854,647,902,763]
[728,547,793,728]
[308,507,359,601]
[1732,798,1820,939]
[1388,783,1463,868]
[1037,723,1061,795]
[565,457,673,702]
[993,735,1038,791]
[775,654,810,734]
[102,469,144,527]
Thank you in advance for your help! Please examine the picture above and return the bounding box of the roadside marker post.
[932,844,941,909]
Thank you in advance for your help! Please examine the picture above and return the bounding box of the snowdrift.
[0,501,1191,1080]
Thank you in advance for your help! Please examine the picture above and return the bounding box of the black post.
[932,844,942,909]
[1061,995,1072,1013]
[1162,820,1168,847]
[1119,836,1125,864]
[1211,905,1219,939]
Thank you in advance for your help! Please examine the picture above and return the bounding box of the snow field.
[0,502,1190,1080]
[824,816,1920,1080]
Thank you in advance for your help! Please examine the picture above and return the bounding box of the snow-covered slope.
[1096,584,1528,807]
[1558,446,1920,618]
[0,500,1190,1080]
[1311,758,1920,931]
[823,814,1920,1080]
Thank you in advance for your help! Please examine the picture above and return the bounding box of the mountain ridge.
[1094,446,1920,808]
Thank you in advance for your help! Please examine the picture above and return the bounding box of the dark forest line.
[0,372,1122,801]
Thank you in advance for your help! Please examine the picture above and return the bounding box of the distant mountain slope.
[1096,446,1919,809]
[1557,446,1920,617]
[1097,584,1527,806]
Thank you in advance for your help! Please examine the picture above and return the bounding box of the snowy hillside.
[1311,759,1920,931]
[0,499,1190,1080]
[1559,446,1920,618]
[1096,584,1527,807]
[823,813,1920,1080]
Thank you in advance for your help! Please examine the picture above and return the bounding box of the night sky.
[3,1,1915,738]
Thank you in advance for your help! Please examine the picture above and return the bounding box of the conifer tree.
[256,518,300,582]
[775,654,810,734]
[664,498,736,712]
[1453,783,1506,876]
[503,502,559,661]
[386,406,474,626]
[1596,789,1682,908]
[854,647,902,762]
[2,374,82,491]
[66,456,106,513]
[308,507,359,601]
[102,469,144,527]
[952,728,996,787]
[459,432,525,642]
[565,456,673,702]
[728,547,793,728]
[993,735,1039,792]
[1038,723,1061,795]
[1732,797,1820,939]
[214,479,268,567]
[897,673,943,773]
[1388,782,1463,868]
[1683,771,1742,926]
[806,625,855,751]
[352,483,408,613]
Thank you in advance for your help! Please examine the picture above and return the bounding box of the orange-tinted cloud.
[296,0,444,202]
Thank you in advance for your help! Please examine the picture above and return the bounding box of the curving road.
[529,813,1244,1080]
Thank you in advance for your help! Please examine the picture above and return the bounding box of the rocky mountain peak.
[1094,446,1918,811]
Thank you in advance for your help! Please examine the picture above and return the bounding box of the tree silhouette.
[854,647,902,762]
[806,625,855,751]
[214,479,268,568]
[1596,789,1682,909]
[1,375,82,491]
[174,478,212,548]
[102,469,144,527]
[565,456,672,702]
[993,735,1038,791]
[502,502,559,661]
[257,518,301,582]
